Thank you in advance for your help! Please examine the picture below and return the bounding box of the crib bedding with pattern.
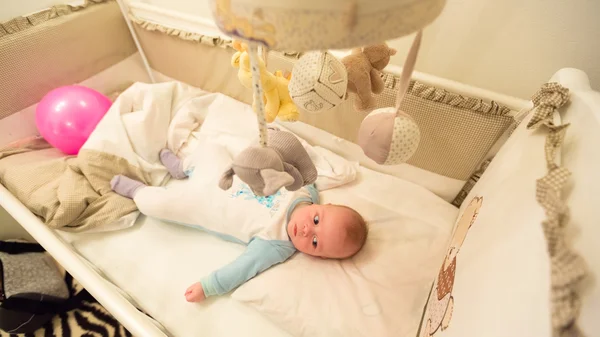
[1,1,599,337]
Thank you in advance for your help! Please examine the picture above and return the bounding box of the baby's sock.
[111,175,146,199]
[159,148,187,179]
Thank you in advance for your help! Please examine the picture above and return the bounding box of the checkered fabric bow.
[528,81,588,337]
[527,83,570,129]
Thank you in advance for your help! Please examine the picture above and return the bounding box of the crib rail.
[0,184,168,337]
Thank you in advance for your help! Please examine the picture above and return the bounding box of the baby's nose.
[304,223,315,237]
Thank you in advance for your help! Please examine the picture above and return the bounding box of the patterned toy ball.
[357,107,421,165]
[288,51,348,113]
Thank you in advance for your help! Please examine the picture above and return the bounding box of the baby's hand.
[185,282,206,303]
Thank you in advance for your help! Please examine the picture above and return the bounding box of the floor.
[0,273,133,337]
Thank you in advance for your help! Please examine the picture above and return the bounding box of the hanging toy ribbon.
[247,44,269,147]
[357,31,423,165]
[219,42,317,196]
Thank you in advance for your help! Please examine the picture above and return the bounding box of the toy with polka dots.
[356,31,423,166]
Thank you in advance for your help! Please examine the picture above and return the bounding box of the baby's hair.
[337,205,368,259]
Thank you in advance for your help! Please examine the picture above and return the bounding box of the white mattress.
[59,164,457,337]
[63,213,293,337]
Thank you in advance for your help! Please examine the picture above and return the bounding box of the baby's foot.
[110,175,146,199]
[159,149,187,179]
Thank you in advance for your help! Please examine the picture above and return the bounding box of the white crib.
[1,1,598,337]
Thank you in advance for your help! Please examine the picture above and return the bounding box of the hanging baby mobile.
[210,0,443,195]
[222,40,317,196]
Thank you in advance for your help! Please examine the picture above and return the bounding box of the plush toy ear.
[282,162,303,191]
[351,47,362,55]
[231,51,242,68]
[260,169,295,196]
[218,167,235,190]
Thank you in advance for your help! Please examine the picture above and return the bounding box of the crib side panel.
[0,1,138,144]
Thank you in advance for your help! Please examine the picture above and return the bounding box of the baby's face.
[287,203,360,259]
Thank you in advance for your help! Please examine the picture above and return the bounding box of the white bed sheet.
[62,213,293,337]
[59,167,457,337]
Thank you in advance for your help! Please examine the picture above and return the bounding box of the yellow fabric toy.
[231,41,299,123]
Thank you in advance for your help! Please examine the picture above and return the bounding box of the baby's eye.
[313,215,319,225]
[312,235,318,248]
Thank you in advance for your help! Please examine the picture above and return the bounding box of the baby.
[111,141,367,303]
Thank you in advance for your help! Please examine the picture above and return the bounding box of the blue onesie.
[130,141,319,297]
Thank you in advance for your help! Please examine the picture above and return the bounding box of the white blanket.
[83,81,210,188]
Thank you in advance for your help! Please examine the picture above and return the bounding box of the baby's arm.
[187,238,296,302]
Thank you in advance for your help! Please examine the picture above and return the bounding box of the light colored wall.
[0,0,84,22]
[388,0,600,99]
[135,0,599,99]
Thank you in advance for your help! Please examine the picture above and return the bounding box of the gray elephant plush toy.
[218,128,317,196]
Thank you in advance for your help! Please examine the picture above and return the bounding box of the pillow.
[416,69,599,337]
[232,166,459,337]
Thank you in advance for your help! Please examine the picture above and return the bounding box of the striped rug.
[0,273,132,337]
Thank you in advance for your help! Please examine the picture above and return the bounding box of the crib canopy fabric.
[208,0,446,51]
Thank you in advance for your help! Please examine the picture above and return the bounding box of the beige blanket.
[0,81,208,232]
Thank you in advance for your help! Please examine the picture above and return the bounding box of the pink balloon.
[36,85,111,155]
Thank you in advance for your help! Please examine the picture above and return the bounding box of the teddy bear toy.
[341,43,397,111]
[231,41,299,123]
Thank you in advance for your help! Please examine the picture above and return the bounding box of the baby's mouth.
[294,224,297,237]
